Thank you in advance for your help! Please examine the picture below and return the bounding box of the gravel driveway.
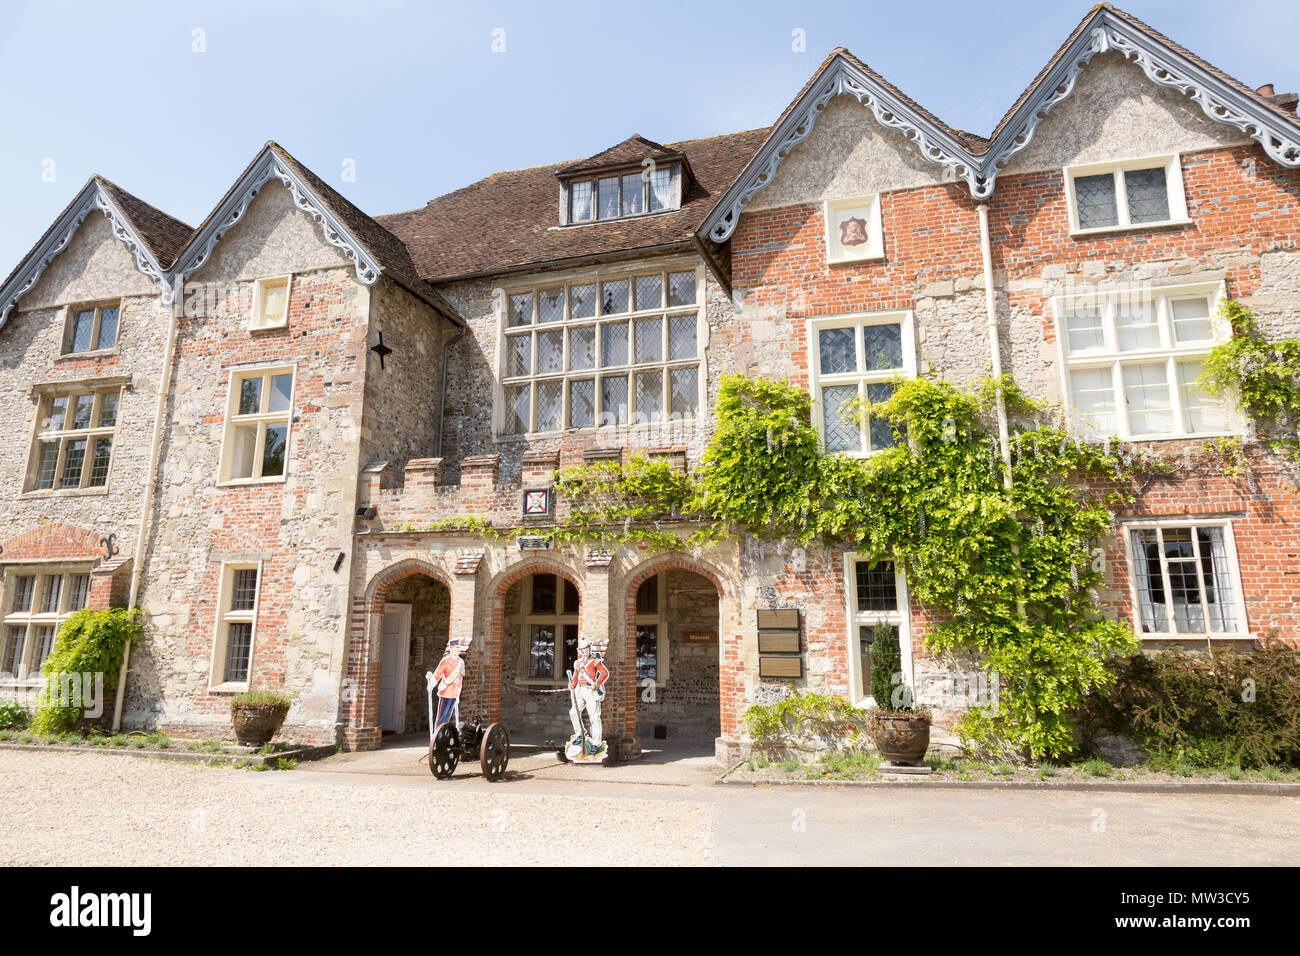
[0,751,713,866]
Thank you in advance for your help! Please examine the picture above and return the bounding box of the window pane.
[261,424,287,477]
[635,370,664,423]
[67,575,90,612]
[506,334,531,377]
[10,577,35,613]
[261,282,287,324]
[32,626,56,674]
[268,374,293,413]
[1,627,23,677]
[649,167,672,212]
[667,271,695,306]
[529,624,555,678]
[854,560,898,611]
[1115,301,1160,352]
[669,367,699,417]
[1125,167,1170,224]
[238,376,262,416]
[634,317,662,364]
[601,322,628,367]
[601,375,628,425]
[538,288,564,324]
[1178,360,1227,433]
[822,384,861,453]
[87,437,112,487]
[569,283,596,319]
[1197,527,1239,633]
[1070,367,1118,435]
[866,382,897,450]
[568,326,595,370]
[34,443,59,489]
[46,396,69,430]
[636,624,658,681]
[1171,297,1212,344]
[562,579,579,614]
[1123,362,1172,435]
[60,439,86,488]
[858,626,875,700]
[531,574,557,613]
[863,323,903,371]
[71,310,96,352]
[668,314,696,359]
[536,330,563,374]
[507,292,533,327]
[224,622,253,683]
[569,181,593,223]
[597,177,619,219]
[504,385,530,434]
[569,379,595,428]
[40,576,62,614]
[1163,527,1205,632]
[621,173,643,216]
[562,624,579,676]
[635,274,663,310]
[818,327,857,375]
[636,577,659,614]
[1075,173,1118,229]
[536,380,562,432]
[231,568,258,612]
[230,424,259,479]
[71,394,94,430]
[97,391,118,428]
[1064,306,1104,354]
[601,279,629,315]
[95,306,119,349]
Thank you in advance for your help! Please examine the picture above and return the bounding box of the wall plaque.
[682,630,716,644]
[758,630,800,654]
[759,656,804,679]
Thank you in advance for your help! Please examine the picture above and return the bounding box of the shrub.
[743,692,868,755]
[1083,640,1300,769]
[30,608,141,735]
[230,691,291,713]
[868,620,905,711]
[0,698,30,730]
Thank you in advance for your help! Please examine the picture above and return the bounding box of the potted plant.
[230,691,291,746]
[866,621,932,765]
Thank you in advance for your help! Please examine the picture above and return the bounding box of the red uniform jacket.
[569,656,609,691]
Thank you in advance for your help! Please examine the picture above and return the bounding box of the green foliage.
[231,690,291,712]
[1201,299,1300,458]
[30,607,140,735]
[742,691,868,752]
[1083,640,1300,769]
[0,698,30,730]
[868,621,904,711]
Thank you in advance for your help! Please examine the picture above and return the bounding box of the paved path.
[2,745,1297,866]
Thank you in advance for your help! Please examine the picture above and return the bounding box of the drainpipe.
[112,289,180,730]
[436,327,467,459]
[977,203,1013,490]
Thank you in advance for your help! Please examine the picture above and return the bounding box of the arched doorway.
[626,562,722,755]
[378,573,451,736]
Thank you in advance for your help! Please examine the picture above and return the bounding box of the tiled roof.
[95,176,193,268]
[376,128,770,283]
[558,135,686,176]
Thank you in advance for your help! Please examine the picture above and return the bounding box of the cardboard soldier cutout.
[565,636,610,763]
[426,637,467,733]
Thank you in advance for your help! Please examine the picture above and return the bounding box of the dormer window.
[567,164,677,224]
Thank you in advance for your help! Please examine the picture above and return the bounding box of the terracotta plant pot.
[231,703,289,746]
[871,712,932,764]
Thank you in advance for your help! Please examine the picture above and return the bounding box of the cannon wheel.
[431,724,460,779]
[480,722,510,781]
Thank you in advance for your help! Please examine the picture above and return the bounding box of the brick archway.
[484,559,585,732]
[619,555,735,757]
[344,559,454,751]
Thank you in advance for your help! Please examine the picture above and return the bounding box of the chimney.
[1257,83,1275,97]
[1256,83,1298,115]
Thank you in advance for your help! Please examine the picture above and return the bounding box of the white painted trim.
[824,194,885,263]
[1062,153,1189,235]
[249,274,293,331]
[841,552,913,708]
[216,363,297,487]
[207,559,263,692]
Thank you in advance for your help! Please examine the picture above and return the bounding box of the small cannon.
[429,715,510,781]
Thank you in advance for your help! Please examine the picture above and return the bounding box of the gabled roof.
[557,135,687,177]
[700,3,1300,242]
[0,176,190,327]
[378,128,768,283]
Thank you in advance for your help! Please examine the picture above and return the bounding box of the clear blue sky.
[2,0,1297,270]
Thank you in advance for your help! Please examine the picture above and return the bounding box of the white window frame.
[218,365,296,486]
[808,310,916,456]
[209,561,263,692]
[1063,154,1190,236]
[25,384,123,494]
[494,261,705,438]
[250,275,292,331]
[824,194,885,263]
[1,566,93,683]
[842,553,912,708]
[1052,281,1239,441]
[562,163,680,225]
[1120,517,1250,641]
[63,300,121,355]
[516,573,581,687]
[633,572,670,688]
